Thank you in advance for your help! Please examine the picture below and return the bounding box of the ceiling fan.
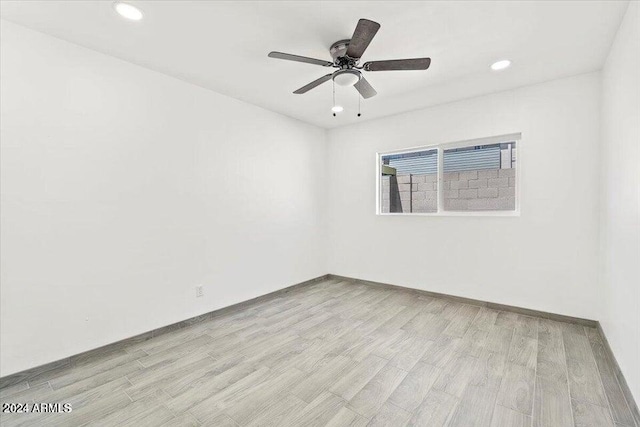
[268,18,431,99]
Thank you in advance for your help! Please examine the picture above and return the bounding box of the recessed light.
[331,106,344,113]
[114,2,143,21]
[491,60,511,71]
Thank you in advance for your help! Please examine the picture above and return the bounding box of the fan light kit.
[268,18,431,117]
[114,2,143,21]
[491,60,511,71]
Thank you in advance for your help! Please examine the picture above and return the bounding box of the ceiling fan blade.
[346,19,381,59]
[293,74,334,94]
[268,51,333,67]
[363,58,431,71]
[354,76,377,99]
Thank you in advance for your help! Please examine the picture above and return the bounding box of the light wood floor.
[1,278,637,427]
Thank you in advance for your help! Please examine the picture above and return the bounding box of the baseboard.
[596,323,640,427]
[329,274,597,327]
[0,274,330,390]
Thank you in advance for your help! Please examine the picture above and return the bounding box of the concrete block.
[442,181,450,190]
[450,180,469,189]
[478,188,499,198]
[459,188,478,199]
[499,168,516,178]
[467,197,515,211]
[459,170,478,180]
[424,174,438,183]
[498,197,516,210]
[413,200,437,213]
[397,174,411,184]
[478,169,499,179]
[412,191,426,201]
[398,183,412,192]
[467,198,498,210]
[444,189,459,199]
[509,177,516,187]
[418,182,436,191]
[499,187,515,197]
[444,172,459,181]
[468,179,488,189]
[424,190,438,200]
[488,177,509,188]
[444,198,468,211]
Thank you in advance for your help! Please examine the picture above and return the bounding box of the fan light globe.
[114,2,143,21]
[491,60,511,71]
[331,106,344,113]
[333,71,360,86]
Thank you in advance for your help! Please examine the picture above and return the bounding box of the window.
[378,134,519,215]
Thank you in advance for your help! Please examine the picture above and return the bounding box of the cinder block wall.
[444,168,515,211]
[381,168,515,213]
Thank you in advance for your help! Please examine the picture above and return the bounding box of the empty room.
[0,1,638,426]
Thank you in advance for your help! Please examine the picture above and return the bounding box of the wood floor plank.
[457,325,489,357]
[325,407,369,427]
[421,334,462,368]
[402,311,450,340]
[443,305,480,338]
[563,331,593,362]
[388,361,441,412]
[211,368,306,425]
[490,405,531,427]
[291,355,357,403]
[448,383,500,427]
[244,392,307,427]
[388,335,433,371]
[472,308,499,332]
[182,366,271,419]
[538,319,563,349]
[484,327,514,355]
[469,350,507,391]
[533,375,573,427]
[566,358,609,407]
[162,361,259,413]
[408,388,459,427]
[506,334,537,370]
[496,363,535,415]
[368,402,412,427]
[348,364,408,419]
[536,343,568,382]
[283,391,347,426]
[330,354,388,401]
[432,352,477,398]
[571,399,615,427]
[589,341,636,426]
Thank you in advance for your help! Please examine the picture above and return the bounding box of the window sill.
[377,210,521,217]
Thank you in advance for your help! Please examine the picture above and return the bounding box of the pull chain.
[358,90,361,117]
[332,79,336,117]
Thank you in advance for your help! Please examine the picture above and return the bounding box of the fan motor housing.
[329,39,350,61]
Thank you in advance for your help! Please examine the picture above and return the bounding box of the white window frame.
[376,133,521,217]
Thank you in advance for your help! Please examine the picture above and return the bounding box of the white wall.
[600,2,640,404]
[326,72,602,321]
[0,21,327,377]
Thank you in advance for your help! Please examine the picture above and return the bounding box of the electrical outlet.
[196,285,204,297]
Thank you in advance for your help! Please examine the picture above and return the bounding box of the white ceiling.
[0,1,629,129]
